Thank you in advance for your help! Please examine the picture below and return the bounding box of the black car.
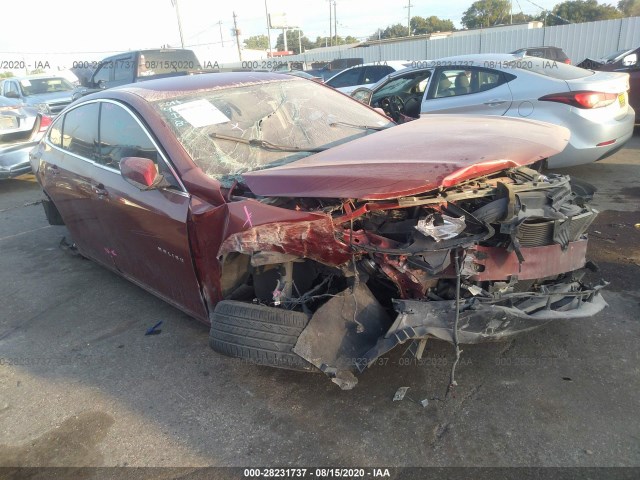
[511,46,571,64]
[577,46,640,122]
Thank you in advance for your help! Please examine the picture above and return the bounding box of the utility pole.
[233,12,242,61]
[333,1,337,45]
[298,29,302,55]
[404,0,413,36]
[329,0,332,46]
[172,0,185,48]
[510,0,513,24]
[264,0,272,57]
[215,20,224,47]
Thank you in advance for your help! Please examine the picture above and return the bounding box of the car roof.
[12,74,69,81]
[512,46,561,51]
[104,72,301,100]
[333,61,412,72]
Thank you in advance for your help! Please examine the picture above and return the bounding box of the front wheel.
[209,300,316,372]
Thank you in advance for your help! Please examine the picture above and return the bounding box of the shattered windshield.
[151,78,394,186]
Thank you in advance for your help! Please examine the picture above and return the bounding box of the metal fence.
[219,16,640,69]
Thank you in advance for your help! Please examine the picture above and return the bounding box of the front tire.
[209,300,315,372]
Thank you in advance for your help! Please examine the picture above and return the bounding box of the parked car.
[304,58,364,81]
[31,73,606,388]
[0,97,51,179]
[72,48,204,99]
[325,61,412,94]
[511,46,571,64]
[577,46,640,122]
[0,75,76,116]
[351,54,635,168]
[280,70,324,83]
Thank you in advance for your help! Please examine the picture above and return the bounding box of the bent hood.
[242,115,570,200]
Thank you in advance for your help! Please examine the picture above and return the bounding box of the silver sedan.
[0,97,50,179]
[352,54,635,168]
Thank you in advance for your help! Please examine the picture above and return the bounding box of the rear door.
[422,67,513,115]
[38,102,116,267]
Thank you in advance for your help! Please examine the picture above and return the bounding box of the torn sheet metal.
[465,240,589,281]
[355,280,607,372]
[293,283,391,390]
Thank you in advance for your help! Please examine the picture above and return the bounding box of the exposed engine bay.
[218,166,607,389]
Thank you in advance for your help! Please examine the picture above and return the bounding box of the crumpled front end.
[355,277,607,372]
[218,165,607,388]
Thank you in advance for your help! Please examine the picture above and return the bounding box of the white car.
[325,61,412,94]
[351,54,635,168]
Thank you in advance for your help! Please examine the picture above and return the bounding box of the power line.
[523,0,572,24]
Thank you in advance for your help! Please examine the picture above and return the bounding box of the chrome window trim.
[44,98,189,195]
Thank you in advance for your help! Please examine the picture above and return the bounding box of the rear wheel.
[209,300,316,372]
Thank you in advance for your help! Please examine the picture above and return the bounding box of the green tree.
[462,0,511,28]
[618,0,640,15]
[368,23,410,41]
[244,34,269,50]
[312,35,360,48]
[511,12,535,23]
[411,15,456,34]
[275,30,314,54]
[546,0,623,25]
[0,71,15,78]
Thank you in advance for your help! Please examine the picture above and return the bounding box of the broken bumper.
[356,280,607,372]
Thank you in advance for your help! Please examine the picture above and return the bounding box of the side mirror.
[351,87,373,104]
[4,90,19,99]
[622,53,638,67]
[120,157,165,190]
[97,80,107,89]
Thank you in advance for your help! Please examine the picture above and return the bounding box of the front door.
[90,101,208,319]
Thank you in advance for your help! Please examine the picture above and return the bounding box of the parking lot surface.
[0,130,639,469]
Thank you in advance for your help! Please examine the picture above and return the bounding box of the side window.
[477,70,504,92]
[433,70,465,97]
[48,116,63,147]
[371,70,431,105]
[6,81,20,96]
[362,65,394,84]
[327,67,363,88]
[93,64,111,84]
[113,58,134,83]
[61,103,99,160]
[97,102,160,170]
[430,68,505,98]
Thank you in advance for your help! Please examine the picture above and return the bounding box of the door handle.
[91,183,109,197]
[484,99,507,106]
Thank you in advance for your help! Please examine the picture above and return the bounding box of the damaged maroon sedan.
[30,73,606,389]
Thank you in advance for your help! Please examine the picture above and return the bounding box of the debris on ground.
[145,321,163,336]
[393,387,410,401]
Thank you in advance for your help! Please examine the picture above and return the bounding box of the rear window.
[516,57,593,80]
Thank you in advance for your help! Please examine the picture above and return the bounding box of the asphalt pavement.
[0,131,639,473]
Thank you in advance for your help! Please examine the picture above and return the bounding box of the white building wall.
[221,16,640,69]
